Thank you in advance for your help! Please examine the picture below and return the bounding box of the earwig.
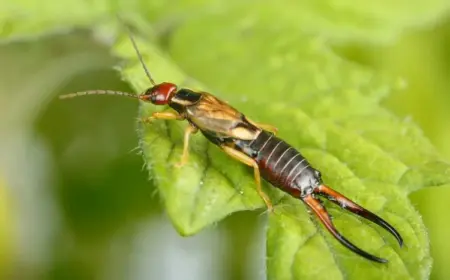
[60,29,403,263]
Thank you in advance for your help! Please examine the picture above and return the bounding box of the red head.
[139,82,178,105]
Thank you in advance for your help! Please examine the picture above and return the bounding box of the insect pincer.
[140,82,178,105]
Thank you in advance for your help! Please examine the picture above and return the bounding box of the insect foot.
[140,116,155,124]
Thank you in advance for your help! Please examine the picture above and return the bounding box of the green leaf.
[113,6,450,279]
[3,0,450,279]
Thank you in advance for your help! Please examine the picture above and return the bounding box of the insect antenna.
[59,90,139,100]
[59,18,158,101]
[125,26,156,86]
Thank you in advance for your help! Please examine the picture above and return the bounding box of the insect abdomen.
[249,131,317,195]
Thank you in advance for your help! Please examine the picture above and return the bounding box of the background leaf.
[0,178,16,279]
[2,0,450,42]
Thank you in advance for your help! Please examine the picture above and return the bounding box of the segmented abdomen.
[249,131,315,193]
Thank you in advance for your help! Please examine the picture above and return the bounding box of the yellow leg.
[221,146,274,212]
[247,118,278,134]
[141,111,184,123]
[175,125,198,168]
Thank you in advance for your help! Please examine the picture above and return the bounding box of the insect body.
[60,31,403,263]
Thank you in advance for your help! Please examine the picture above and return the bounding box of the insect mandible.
[60,30,403,263]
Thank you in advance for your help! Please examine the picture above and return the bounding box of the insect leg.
[175,125,198,168]
[221,146,273,212]
[302,194,388,263]
[246,118,278,134]
[141,111,184,123]
[315,184,403,247]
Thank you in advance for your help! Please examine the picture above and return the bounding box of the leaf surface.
[114,7,448,279]
[3,0,450,278]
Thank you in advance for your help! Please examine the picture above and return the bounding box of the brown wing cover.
[194,93,241,120]
[187,93,259,140]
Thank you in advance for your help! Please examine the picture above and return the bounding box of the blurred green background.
[1,1,450,280]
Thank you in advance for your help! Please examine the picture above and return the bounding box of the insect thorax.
[172,88,202,105]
